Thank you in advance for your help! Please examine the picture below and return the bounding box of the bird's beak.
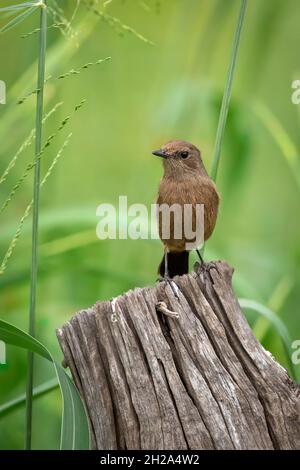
[152,149,168,158]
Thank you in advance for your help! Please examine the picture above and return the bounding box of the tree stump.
[56,261,300,450]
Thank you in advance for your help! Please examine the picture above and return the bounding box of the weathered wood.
[56,261,300,450]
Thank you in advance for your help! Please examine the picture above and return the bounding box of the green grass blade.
[252,275,294,344]
[55,364,90,450]
[0,2,39,13]
[239,298,300,383]
[25,0,47,450]
[210,0,247,182]
[0,318,50,359]
[0,319,90,449]
[0,6,37,33]
[252,101,300,191]
[0,378,59,418]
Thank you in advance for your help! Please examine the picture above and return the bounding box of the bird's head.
[152,140,207,177]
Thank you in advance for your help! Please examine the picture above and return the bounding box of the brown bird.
[153,140,220,278]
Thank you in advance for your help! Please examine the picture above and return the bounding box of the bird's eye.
[180,151,189,159]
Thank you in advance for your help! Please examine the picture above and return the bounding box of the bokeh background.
[0,0,300,449]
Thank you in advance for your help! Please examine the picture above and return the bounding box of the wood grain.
[57,261,300,450]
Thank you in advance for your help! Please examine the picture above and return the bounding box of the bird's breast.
[157,176,220,246]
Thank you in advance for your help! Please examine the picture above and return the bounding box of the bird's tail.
[158,251,189,278]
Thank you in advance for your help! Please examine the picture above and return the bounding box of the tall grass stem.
[25,1,47,451]
[210,0,247,182]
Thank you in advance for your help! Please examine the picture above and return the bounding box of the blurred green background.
[0,0,299,449]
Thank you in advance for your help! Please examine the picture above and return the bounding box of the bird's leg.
[163,250,180,299]
[196,248,204,264]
